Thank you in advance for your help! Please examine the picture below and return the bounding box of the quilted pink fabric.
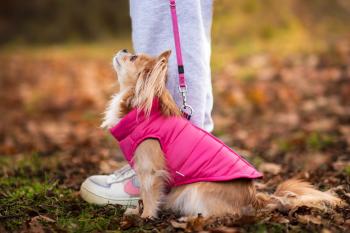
[110,100,262,187]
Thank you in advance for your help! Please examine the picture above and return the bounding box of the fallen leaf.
[297,215,322,225]
[170,220,187,229]
[259,163,282,175]
[209,226,240,233]
[186,214,205,232]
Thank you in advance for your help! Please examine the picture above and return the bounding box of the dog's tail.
[254,179,342,212]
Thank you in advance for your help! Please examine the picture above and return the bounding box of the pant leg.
[129,0,214,132]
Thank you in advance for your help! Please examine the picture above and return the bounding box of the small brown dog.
[101,49,341,218]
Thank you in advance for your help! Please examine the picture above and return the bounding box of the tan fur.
[159,89,182,117]
[118,88,135,118]
[165,180,257,217]
[105,49,342,219]
[133,139,169,218]
[134,62,164,115]
[269,179,342,211]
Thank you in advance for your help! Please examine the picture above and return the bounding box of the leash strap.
[169,0,193,119]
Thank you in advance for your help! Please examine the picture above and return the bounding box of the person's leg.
[130,0,214,131]
[80,0,214,205]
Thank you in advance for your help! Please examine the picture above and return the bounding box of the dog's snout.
[122,49,128,53]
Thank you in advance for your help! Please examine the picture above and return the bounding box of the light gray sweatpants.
[129,0,214,132]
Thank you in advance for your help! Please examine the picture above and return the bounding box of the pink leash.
[169,0,193,119]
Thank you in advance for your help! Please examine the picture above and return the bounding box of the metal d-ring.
[181,104,193,120]
[178,85,193,119]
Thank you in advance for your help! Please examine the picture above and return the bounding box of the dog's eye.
[130,55,138,62]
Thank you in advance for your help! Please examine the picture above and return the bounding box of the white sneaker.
[80,164,140,207]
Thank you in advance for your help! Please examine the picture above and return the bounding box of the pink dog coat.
[110,100,262,187]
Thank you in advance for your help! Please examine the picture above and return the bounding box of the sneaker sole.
[80,186,140,207]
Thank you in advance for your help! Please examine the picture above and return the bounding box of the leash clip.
[170,0,176,8]
[179,86,193,120]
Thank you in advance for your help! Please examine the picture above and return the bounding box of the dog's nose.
[122,49,128,53]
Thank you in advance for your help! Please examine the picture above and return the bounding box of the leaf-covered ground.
[0,44,349,232]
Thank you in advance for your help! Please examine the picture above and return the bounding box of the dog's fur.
[102,49,342,218]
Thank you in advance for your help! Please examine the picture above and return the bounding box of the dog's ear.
[157,50,171,62]
[134,56,169,116]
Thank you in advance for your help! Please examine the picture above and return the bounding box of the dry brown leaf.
[207,226,241,233]
[23,216,52,233]
[119,215,142,230]
[186,214,205,232]
[321,229,332,233]
[332,160,350,171]
[259,163,282,175]
[170,220,187,229]
[270,215,290,224]
[305,118,336,131]
[297,215,322,225]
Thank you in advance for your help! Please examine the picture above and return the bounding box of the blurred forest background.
[0,0,350,232]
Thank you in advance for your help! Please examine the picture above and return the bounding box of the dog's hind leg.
[165,180,257,217]
[133,139,169,218]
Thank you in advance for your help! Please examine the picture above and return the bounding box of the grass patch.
[343,166,350,177]
[306,132,335,151]
[274,131,335,154]
[0,154,126,233]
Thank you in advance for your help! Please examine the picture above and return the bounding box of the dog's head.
[112,49,180,117]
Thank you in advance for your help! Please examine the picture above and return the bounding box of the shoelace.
[106,165,136,184]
